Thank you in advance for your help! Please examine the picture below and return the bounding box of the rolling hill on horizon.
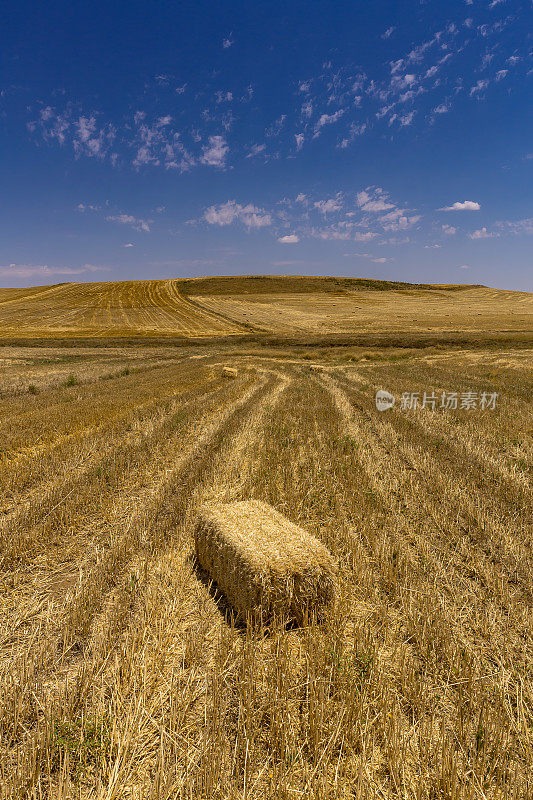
[0,275,531,342]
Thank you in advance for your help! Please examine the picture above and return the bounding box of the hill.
[0,275,530,342]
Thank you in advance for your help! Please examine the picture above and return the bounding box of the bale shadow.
[188,553,308,637]
[188,553,247,632]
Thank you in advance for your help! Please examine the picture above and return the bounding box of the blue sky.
[1,0,532,290]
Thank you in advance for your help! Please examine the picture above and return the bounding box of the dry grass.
[0,280,245,339]
[192,285,533,336]
[0,300,530,797]
[1,276,531,341]
[194,500,337,624]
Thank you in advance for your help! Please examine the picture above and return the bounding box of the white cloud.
[354,232,377,241]
[107,213,151,232]
[497,218,533,235]
[314,197,343,214]
[495,70,508,81]
[440,200,480,211]
[200,135,229,167]
[469,227,496,239]
[357,188,395,212]
[246,143,266,158]
[122,243,134,247]
[295,133,305,151]
[204,202,239,226]
[399,111,416,126]
[278,234,300,244]
[458,264,470,269]
[313,110,344,137]
[338,122,367,149]
[266,115,286,138]
[203,200,271,229]
[424,244,441,248]
[215,90,233,103]
[350,253,393,262]
[0,263,108,279]
[470,79,489,96]
[222,35,234,49]
[442,224,457,235]
[379,210,421,230]
[382,27,395,39]
[301,100,313,120]
[312,228,351,240]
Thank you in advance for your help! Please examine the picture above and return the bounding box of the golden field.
[0,276,531,798]
[0,276,531,341]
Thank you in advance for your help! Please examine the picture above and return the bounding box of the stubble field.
[0,333,531,799]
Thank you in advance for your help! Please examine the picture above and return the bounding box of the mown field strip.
[0,373,265,703]
[336,365,531,501]
[0,360,212,450]
[243,372,530,797]
[0,363,227,499]
[331,370,532,586]
[1,368,289,794]
[0,372,257,642]
[41,368,294,798]
[0,373,227,530]
[319,372,532,709]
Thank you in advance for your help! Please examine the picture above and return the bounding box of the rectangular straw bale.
[222,366,238,378]
[194,500,337,624]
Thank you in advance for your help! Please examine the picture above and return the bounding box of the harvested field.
[191,284,533,336]
[0,280,245,339]
[1,277,531,342]
[0,277,531,798]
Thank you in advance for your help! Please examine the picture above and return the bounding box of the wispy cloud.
[246,143,266,158]
[203,200,272,229]
[442,224,457,235]
[469,227,496,239]
[357,188,395,212]
[313,109,344,137]
[497,217,533,235]
[25,6,527,174]
[106,213,151,232]
[314,196,343,214]
[440,200,480,211]
[200,135,229,167]
[278,234,300,243]
[470,79,490,96]
[0,263,108,280]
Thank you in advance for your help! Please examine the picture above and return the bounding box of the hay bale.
[222,366,238,378]
[194,500,337,624]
